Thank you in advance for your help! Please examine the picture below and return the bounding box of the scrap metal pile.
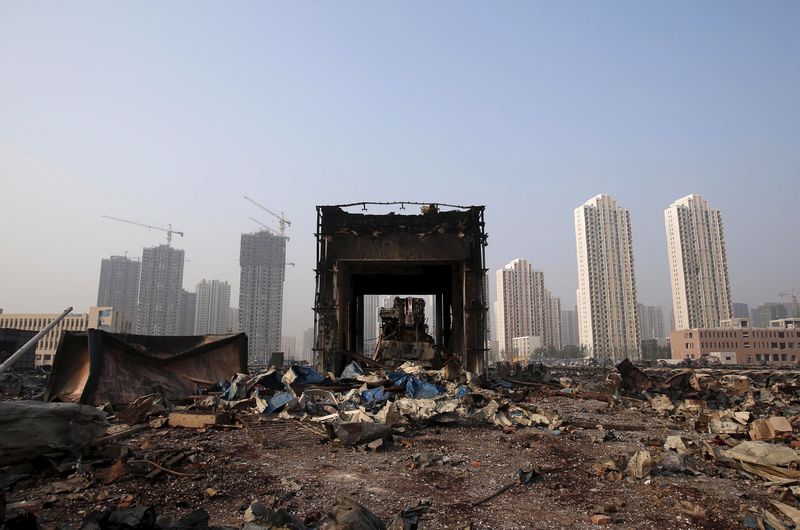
[5,359,800,528]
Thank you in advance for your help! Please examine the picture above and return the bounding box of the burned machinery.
[313,202,489,375]
[374,296,438,367]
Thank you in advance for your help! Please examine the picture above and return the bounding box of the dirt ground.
[4,392,772,529]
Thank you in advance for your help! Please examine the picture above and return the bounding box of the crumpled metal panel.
[44,330,247,405]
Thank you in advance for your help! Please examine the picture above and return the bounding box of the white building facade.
[194,279,232,334]
[495,258,561,358]
[0,307,131,366]
[665,194,732,330]
[575,194,641,360]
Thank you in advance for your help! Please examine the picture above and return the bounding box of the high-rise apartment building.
[228,307,240,333]
[177,289,196,335]
[561,309,579,347]
[751,303,789,329]
[302,326,315,364]
[97,255,140,324]
[136,245,185,335]
[362,294,381,355]
[665,194,732,329]
[544,290,562,351]
[495,258,561,357]
[638,304,666,340]
[575,194,641,360]
[733,302,750,319]
[239,230,286,364]
[194,280,231,335]
[280,336,297,362]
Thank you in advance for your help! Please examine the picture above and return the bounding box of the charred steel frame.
[313,202,488,375]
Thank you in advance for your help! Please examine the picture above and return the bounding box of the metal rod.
[323,201,477,210]
[0,307,73,374]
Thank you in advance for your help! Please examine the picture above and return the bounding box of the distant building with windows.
[512,335,543,362]
[239,230,286,364]
[177,290,197,336]
[670,318,800,365]
[665,194,732,330]
[496,258,562,358]
[137,245,185,335]
[0,307,131,366]
[561,309,579,347]
[733,302,750,319]
[638,304,666,340]
[575,194,641,360]
[194,279,231,335]
[362,294,381,355]
[97,255,140,325]
[751,303,789,329]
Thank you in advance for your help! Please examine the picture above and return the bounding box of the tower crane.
[243,196,291,238]
[102,215,184,245]
[778,288,799,318]
[247,217,287,240]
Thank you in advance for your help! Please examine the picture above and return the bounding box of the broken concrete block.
[626,450,652,479]
[167,412,231,429]
[243,499,306,529]
[750,417,793,441]
[328,497,385,530]
[0,401,108,466]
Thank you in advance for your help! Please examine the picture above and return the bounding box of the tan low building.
[670,318,800,365]
[0,307,132,366]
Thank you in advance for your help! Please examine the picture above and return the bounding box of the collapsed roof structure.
[313,202,489,375]
[45,330,247,405]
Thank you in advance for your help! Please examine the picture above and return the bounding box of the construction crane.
[247,216,286,239]
[102,215,184,245]
[243,196,291,238]
[778,288,799,318]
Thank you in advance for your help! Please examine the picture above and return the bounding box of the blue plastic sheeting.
[393,374,442,399]
[361,386,390,408]
[253,371,284,391]
[286,365,325,385]
[264,392,294,414]
[223,373,252,400]
[387,370,406,381]
[340,362,364,380]
[455,386,470,399]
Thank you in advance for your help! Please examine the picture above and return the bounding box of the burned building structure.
[313,203,488,375]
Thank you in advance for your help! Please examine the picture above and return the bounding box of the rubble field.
[3,362,800,529]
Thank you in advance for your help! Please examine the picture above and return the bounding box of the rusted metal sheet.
[44,330,247,405]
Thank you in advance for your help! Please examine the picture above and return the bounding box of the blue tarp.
[222,373,252,400]
[361,386,390,409]
[340,362,364,380]
[393,374,443,399]
[264,391,295,414]
[455,385,470,399]
[285,365,325,385]
[253,371,284,391]
[490,379,513,389]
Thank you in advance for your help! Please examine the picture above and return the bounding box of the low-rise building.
[0,307,131,366]
[512,335,542,362]
[670,318,800,366]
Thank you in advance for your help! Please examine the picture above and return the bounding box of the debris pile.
[4,359,800,528]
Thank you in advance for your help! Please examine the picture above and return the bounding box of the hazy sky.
[1,1,798,339]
